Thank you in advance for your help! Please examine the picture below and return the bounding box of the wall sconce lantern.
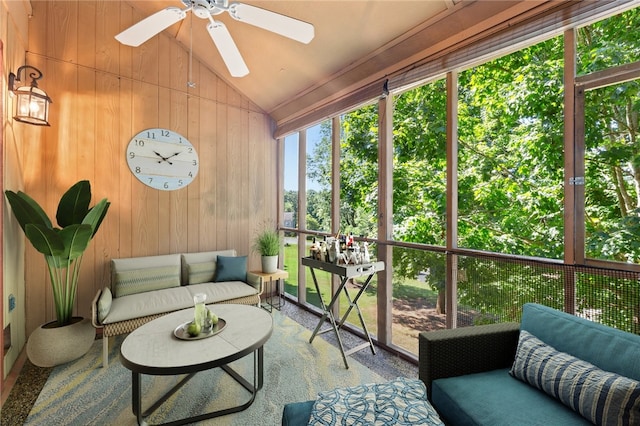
[8,65,52,126]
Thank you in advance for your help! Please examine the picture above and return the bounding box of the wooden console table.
[301,257,385,368]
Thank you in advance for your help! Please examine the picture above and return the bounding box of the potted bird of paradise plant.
[5,180,110,366]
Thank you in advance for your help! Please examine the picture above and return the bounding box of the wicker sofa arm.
[246,271,263,294]
[419,322,520,400]
[91,288,104,329]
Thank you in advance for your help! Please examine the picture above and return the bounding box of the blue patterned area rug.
[25,310,386,425]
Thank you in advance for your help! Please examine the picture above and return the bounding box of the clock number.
[161,129,170,137]
[145,131,156,139]
[135,167,141,174]
[135,139,145,147]
[192,160,198,166]
[188,172,193,178]
[164,182,169,189]
[188,147,193,153]
[129,152,135,159]
[178,180,184,186]
[148,177,154,184]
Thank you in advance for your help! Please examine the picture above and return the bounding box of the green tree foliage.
[579,8,640,262]
[299,8,640,325]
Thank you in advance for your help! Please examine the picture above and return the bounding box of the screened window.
[340,104,379,239]
[457,36,565,258]
[305,121,332,233]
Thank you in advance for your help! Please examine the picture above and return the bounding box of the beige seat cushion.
[186,281,258,303]
[102,286,193,324]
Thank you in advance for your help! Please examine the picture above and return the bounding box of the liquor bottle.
[319,240,327,262]
[310,237,318,259]
[362,242,371,263]
[328,237,338,263]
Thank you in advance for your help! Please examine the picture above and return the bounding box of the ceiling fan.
[115,0,315,78]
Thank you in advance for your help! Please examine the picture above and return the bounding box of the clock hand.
[165,152,182,160]
[153,151,174,165]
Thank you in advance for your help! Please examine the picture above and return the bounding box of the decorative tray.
[173,318,227,341]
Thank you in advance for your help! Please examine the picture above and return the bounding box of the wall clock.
[126,128,199,191]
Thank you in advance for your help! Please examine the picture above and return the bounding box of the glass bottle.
[193,293,207,328]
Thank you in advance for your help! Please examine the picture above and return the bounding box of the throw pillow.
[308,378,444,425]
[97,287,112,322]
[213,255,247,282]
[187,261,216,285]
[510,330,640,426]
[114,265,180,297]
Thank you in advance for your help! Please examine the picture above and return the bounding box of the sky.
[284,124,323,191]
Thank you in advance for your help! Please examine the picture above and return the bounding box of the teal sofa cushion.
[520,303,640,381]
[510,330,640,425]
[432,369,591,425]
[213,255,247,282]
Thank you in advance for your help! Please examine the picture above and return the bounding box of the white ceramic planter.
[27,317,95,367]
[261,255,278,273]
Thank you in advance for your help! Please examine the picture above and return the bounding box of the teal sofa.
[419,303,640,425]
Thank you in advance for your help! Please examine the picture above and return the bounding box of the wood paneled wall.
[18,1,276,335]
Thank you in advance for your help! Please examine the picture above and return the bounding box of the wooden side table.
[251,269,289,312]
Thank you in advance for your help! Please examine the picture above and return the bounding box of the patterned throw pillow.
[97,287,112,322]
[310,383,377,425]
[374,377,443,425]
[510,330,640,426]
[187,261,216,285]
[308,377,443,426]
[114,265,180,297]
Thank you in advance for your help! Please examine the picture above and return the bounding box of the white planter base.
[27,317,95,367]
[261,255,278,273]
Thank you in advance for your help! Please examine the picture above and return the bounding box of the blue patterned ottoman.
[282,377,443,425]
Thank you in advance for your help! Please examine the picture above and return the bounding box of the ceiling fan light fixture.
[116,0,314,78]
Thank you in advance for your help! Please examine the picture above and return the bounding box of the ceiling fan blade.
[115,7,187,47]
[228,3,314,44]
[207,21,249,78]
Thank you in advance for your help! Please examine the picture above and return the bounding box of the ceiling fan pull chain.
[188,8,196,88]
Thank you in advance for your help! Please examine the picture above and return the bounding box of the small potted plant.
[252,226,282,273]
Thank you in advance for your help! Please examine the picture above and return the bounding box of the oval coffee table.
[120,304,273,426]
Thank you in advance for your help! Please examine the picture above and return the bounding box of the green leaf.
[56,180,91,228]
[82,198,110,237]
[24,224,64,257]
[4,190,52,233]
[58,224,93,262]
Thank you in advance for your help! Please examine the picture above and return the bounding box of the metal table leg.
[337,274,377,356]
[308,269,352,368]
[131,348,262,426]
[308,267,378,368]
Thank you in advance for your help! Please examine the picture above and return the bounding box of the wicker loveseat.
[419,303,640,425]
[91,249,262,367]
